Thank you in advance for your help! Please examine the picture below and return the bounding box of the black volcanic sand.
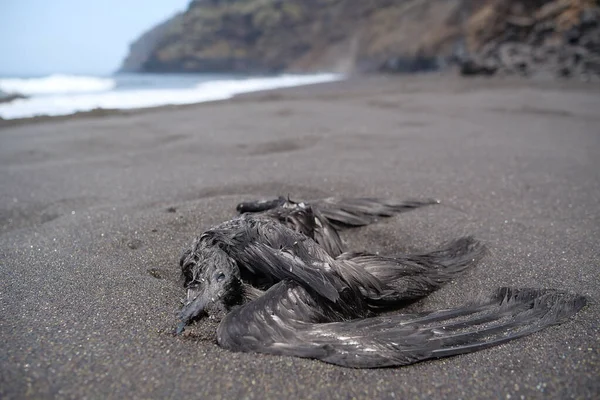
[1,76,599,399]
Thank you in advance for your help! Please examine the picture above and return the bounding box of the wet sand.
[1,75,599,399]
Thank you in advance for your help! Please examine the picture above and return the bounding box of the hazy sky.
[0,0,191,76]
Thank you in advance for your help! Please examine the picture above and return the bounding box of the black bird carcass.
[175,197,586,368]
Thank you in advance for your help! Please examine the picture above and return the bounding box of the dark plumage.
[217,285,585,368]
[176,208,587,368]
[235,196,439,256]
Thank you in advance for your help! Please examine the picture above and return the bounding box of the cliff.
[123,0,472,74]
[119,13,184,73]
[121,0,600,78]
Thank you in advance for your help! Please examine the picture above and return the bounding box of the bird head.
[176,245,242,334]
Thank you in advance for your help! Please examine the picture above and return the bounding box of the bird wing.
[310,207,345,257]
[313,197,439,229]
[238,219,383,301]
[244,203,345,257]
[338,236,488,307]
[225,216,384,302]
[217,283,586,368]
[235,196,438,230]
[239,239,342,302]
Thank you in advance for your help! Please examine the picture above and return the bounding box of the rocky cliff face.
[119,13,184,72]
[124,0,472,74]
[460,0,600,79]
[121,0,600,78]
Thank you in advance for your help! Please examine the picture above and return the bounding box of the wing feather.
[339,236,487,306]
[315,198,439,229]
[217,284,587,368]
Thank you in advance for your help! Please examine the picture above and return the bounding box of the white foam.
[0,74,116,95]
[0,74,342,119]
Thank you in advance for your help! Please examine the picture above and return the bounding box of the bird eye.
[216,273,226,282]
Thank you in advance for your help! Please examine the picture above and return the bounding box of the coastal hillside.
[120,13,185,72]
[120,0,474,74]
[120,0,600,78]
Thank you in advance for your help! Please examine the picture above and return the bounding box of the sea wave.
[0,74,116,95]
[0,74,342,119]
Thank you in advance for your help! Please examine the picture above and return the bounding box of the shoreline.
[0,72,342,126]
[2,73,600,129]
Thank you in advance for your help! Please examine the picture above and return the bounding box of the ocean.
[0,72,343,120]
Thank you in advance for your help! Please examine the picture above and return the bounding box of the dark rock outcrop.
[459,0,600,79]
[0,90,27,104]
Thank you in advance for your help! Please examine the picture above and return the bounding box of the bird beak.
[175,289,208,335]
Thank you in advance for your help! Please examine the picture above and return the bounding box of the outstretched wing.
[217,283,586,368]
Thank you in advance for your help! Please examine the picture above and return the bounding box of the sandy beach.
[1,75,599,399]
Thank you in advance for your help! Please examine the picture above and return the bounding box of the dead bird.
[235,196,439,256]
[175,214,586,367]
[179,212,485,322]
